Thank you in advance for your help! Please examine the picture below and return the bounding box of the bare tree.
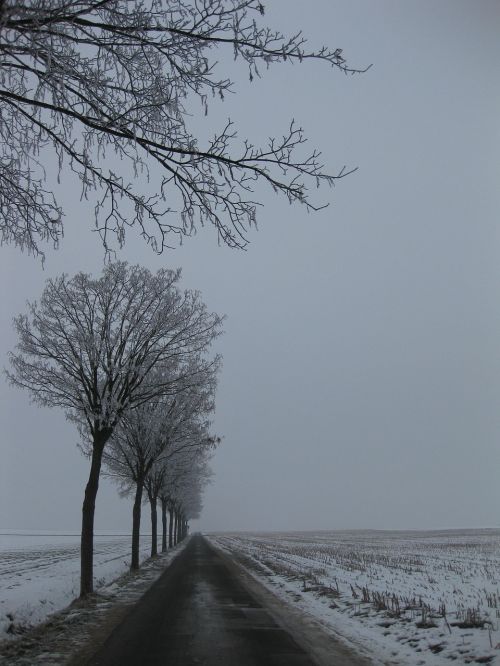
[174,456,213,539]
[160,448,213,546]
[7,261,223,596]
[0,0,368,257]
[144,418,217,556]
[103,398,174,569]
[104,371,218,569]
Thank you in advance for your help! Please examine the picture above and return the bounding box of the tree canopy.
[0,0,367,257]
[8,262,222,438]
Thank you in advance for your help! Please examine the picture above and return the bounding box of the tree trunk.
[131,478,144,570]
[161,498,167,552]
[177,513,182,543]
[173,511,178,546]
[149,495,158,557]
[80,430,109,597]
[168,508,174,548]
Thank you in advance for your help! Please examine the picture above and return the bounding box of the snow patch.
[207,529,500,665]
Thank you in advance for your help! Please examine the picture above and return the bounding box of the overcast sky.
[1,0,499,534]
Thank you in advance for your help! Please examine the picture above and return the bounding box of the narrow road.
[86,534,318,665]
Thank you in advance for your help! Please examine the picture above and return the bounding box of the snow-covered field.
[0,530,151,638]
[209,529,500,665]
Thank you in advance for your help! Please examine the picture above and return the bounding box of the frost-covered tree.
[103,398,172,568]
[104,371,218,569]
[0,0,367,257]
[174,459,212,539]
[144,462,167,556]
[160,449,213,547]
[144,420,217,555]
[7,261,223,595]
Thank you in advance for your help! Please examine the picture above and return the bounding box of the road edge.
[0,540,190,666]
[204,535,375,666]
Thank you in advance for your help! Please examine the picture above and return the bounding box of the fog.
[1,0,499,534]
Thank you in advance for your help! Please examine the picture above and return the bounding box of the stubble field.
[209,529,500,665]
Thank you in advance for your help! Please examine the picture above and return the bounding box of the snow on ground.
[0,537,188,666]
[0,530,152,638]
[208,529,500,665]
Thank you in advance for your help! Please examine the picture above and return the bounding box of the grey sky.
[1,0,499,533]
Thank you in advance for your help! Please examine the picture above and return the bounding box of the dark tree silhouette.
[103,379,218,569]
[7,261,223,595]
[0,0,368,257]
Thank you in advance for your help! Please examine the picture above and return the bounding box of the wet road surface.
[86,535,318,665]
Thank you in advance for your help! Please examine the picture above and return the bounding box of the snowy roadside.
[0,538,189,665]
[207,531,500,666]
[0,532,153,638]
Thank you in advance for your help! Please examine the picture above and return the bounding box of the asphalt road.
[86,534,318,666]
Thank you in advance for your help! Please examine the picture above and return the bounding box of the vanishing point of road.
[86,535,322,665]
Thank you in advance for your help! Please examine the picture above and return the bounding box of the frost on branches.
[103,371,219,569]
[158,447,215,549]
[0,0,368,257]
[7,261,223,596]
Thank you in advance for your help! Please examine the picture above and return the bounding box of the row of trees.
[102,376,220,569]
[7,261,223,596]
